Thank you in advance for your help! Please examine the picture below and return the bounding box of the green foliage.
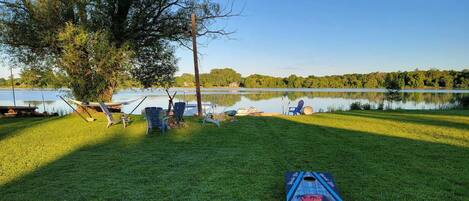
[130,43,177,89]
[0,78,6,87]
[242,74,286,88]
[174,68,468,89]
[285,74,304,88]
[195,68,242,87]
[385,72,403,91]
[350,102,363,110]
[0,0,233,99]
[175,73,195,87]
[362,103,372,110]
[20,67,67,88]
[210,68,241,87]
[350,102,372,110]
[384,73,403,103]
[363,74,380,88]
[58,24,132,101]
[458,95,469,108]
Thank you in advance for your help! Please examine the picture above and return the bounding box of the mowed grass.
[0,110,468,200]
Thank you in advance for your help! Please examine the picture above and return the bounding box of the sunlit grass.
[0,114,147,185]
[0,110,468,200]
[280,110,469,147]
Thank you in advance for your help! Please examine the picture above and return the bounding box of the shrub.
[459,96,469,108]
[350,102,362,110]
[362,103,372,110]
[377,103,385,110]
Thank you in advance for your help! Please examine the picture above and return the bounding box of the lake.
[0,88,468,115]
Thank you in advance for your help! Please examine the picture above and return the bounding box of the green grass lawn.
[0,110,468,200]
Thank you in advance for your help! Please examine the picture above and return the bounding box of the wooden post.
[10,67,16,106]
[41,89,47,115]
[191,13,203,116]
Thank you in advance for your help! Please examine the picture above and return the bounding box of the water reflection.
[0,88,467,115]
[177,91,463,106]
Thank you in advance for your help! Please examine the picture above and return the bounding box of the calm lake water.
[0,88,468,115]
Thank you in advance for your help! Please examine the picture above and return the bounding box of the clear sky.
[2,0,469,78]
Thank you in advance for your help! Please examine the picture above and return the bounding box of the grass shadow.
[337,110,469,131]
[0,113,468,200]
[0,117,59,141]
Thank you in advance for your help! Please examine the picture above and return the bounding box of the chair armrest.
[121,114,130,122]
[161,117,169,126]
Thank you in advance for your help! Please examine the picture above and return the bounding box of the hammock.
[67,97,143,107]
[58,96,147,123]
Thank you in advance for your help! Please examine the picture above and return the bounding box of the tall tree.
[384,72,403,106]
[208,68,241,87]
[0,0,236,101]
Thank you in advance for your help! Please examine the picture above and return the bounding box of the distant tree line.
[175,68,469,89]
[175,68,242,87]
[1,68,468,89]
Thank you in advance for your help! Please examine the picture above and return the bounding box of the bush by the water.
[350,102,362,110]
[459,96,469,108]
[377,103,385,110]
[350,102,372,110]
[362,103,372,110]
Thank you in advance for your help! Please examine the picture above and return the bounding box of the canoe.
[236,107,262,116]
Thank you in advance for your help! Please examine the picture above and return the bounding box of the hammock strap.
[128,96,147,115]
[58,96,89,123]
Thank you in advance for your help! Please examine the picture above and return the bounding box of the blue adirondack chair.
[173,102,186,124]
[288,100,304,115]
[145,107,168,135]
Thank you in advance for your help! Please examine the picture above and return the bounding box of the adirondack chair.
[203,113,220,127]
[144,107,169,135]
[173,102,186,124]
[99,102,130,128]
[288,100,304,115]
[202,104,220,127]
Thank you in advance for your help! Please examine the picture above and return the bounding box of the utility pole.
[10,67,16,106]
[191,13,203,116]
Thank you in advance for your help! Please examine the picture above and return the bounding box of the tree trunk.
[99,85,115,102]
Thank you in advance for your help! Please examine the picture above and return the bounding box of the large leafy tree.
[0,0,235,101]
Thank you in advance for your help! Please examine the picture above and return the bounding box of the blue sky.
[2,0,469,78]
[177,0,469,76]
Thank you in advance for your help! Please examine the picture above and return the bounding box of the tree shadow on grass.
[0,117,59,141]
[337,111,469,130]
[393,109,469,117]
[0,115,468,201]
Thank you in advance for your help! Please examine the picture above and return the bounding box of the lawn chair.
[173,102,186,124]
[99,102,130,128]
[288,100,304,115]
[202,104,220,127]
[144,107,169,135]
[203,113,221,127]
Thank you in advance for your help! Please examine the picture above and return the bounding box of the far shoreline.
[1,87,468,93]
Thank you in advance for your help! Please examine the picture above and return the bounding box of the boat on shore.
[184,103,215,116]
[0,106,44,117]
[236,107,263,116]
